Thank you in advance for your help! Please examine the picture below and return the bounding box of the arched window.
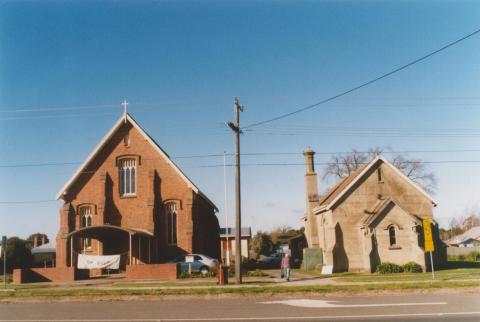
[120,159,136,196]
[388,225,396,246]
[166,202,177,245]
[80,207,92,249]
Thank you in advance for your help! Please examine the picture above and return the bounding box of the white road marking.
[1,312,480,321]
[260,299,448,308]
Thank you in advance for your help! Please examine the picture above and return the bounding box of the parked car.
[260,253,283,268]
[170,254,219,274]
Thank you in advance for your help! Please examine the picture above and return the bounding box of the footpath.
[1,269,480,301]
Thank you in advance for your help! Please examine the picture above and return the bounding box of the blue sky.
[0,1,479,241]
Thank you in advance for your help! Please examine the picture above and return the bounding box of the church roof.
[55,113,218,211]
[314,155,437,213]
[317,164,369,208]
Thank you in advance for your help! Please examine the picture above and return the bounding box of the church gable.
[318,156,436,215]
[56,113,217,210]
[362,198,421,230]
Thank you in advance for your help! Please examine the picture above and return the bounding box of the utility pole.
[227,97,243,284]
[2,236,6,288]
[223,150,230,266]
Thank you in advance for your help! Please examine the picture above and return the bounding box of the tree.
[322,147,437,193]
[249,232,273,259]
[1,237,32,273]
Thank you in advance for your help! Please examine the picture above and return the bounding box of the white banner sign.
[77,254,120,269]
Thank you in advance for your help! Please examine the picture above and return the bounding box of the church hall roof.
[56,113,217,211]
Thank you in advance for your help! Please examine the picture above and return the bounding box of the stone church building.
[55,113,220,272]
[303,149,445,273]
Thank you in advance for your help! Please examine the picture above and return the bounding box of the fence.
[447,246,480,256]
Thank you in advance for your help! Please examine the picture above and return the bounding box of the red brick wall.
[13,267,80,283]
[56,120,220,267]
[126,263,178,280]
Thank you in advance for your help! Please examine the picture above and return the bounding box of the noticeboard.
[423,219,435,252]
[185,255,194,263]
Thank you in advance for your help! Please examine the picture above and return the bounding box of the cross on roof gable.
[55,113,218,211]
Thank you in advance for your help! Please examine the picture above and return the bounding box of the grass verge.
[2,280,479,298]
[335,268,480,282]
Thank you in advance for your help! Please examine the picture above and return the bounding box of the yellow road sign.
[423,219,435,252]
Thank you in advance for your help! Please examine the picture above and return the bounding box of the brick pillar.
[146,169,156,233]
[98,171,107,225]
[56,203,72,268]
[184,192,194,253]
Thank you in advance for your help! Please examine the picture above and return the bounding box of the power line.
[2,159,480,205]
[1,149,480,168]
[192,160,480,168]
[0,104,117,114]
[243,27,480,129]
[0,200,58,204]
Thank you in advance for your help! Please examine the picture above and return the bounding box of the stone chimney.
[303,148,319,247]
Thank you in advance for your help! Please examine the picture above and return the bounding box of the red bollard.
[217,265,229,285]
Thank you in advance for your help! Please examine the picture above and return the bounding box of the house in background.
[445,226,480,247]
[219,227,251,264]
[32,242,56,268]
[303,148,446,273]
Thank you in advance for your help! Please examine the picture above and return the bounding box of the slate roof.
[31,242,56,254]
[317,164,369,207]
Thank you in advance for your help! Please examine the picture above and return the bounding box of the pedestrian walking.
[281,253,291,282]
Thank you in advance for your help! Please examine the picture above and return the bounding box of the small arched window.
[388,225,396,246]
[166,202,177,245]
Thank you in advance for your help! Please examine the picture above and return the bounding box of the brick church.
[55,113,220,271]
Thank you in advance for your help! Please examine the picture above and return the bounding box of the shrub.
[246,269,269,277]
[376,262,404,274]
[403,262,422,273]
[447,251,480,262]
[178,270,216,279]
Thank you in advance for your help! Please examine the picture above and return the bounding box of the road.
[1,293,479,321]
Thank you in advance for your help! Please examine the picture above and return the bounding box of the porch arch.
[66,225,154,268]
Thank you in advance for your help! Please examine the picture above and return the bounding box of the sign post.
[186,255,194,276]
[2,236,6,288]
[423,219,435,279]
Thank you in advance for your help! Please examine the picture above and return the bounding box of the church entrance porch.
[65,225,154,276]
